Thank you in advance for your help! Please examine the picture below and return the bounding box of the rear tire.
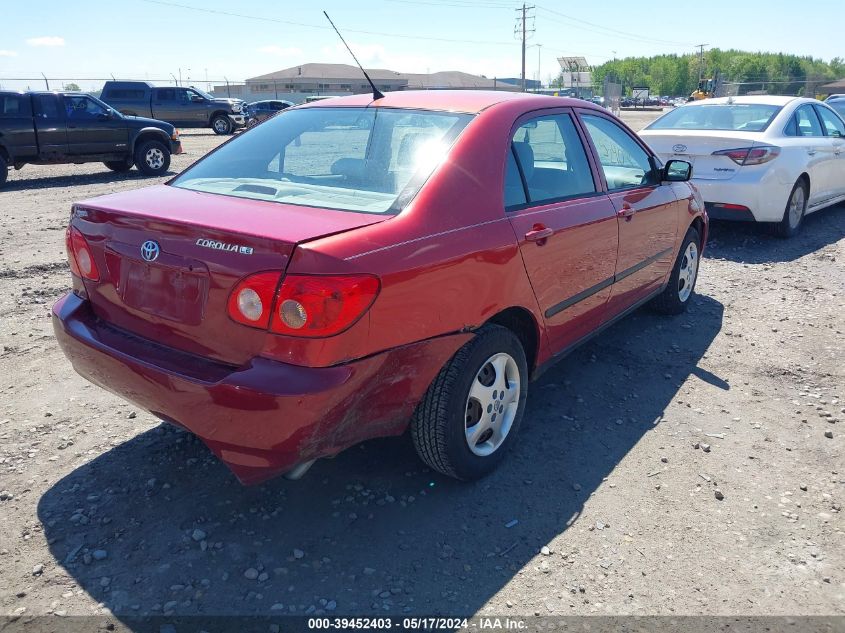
[211,114,233,135]
[0,154,7,188]
[772,179,807,239]
[411,325,528,481]
[103,158,133,172]
[134,140,170,176]
[651,227,701,315]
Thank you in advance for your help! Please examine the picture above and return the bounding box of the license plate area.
[106,244,209,325]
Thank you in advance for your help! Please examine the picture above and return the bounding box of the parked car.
[0,90,182,187]
[53,91,706,484]
[639,96,845,237]
[825,94,845,121]
[245,99,294,127]
[100,81,245,135]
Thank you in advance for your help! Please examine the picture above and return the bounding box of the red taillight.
[65,226,99,281]
[227,271,282,329]
[712,145,780,166]
[270,274,380,338]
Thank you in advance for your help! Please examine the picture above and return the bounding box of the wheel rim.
[788,186,805,229]
[464,352,520,457]
[214,118,228,133]
[677,241,698,302]
[145,148,164,170]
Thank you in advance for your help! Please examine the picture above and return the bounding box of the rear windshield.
[646,103,783,132]
[171,107,473,214]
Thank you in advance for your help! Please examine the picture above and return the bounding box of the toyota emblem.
[672,144,688,153]
[140,240,160,262]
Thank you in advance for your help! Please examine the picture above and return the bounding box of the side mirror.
[96,112,110,121]
[663,159,692,182]
[190,95,205,103]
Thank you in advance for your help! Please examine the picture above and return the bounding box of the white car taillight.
[712,145,780,166]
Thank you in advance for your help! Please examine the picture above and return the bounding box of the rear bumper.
[692,173,792,223]
[52,293,471,484]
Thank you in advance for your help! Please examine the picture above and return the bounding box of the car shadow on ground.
[38,295,724,622]
[704,201,845,264]
[1,170,176,192]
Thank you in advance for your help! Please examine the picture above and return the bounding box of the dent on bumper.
[52,293,472,484]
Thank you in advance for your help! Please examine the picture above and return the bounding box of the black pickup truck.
[0,91,182,187]
[100,82,245,135]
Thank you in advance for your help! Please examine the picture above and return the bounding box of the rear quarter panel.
[263,103,551,369]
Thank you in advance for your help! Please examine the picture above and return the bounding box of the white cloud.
[26,36,65,47]
[258,45,303,57]
[0,50,18,57]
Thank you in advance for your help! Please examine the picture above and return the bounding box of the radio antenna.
[323,11,384,101]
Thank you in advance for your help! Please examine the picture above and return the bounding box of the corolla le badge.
[140,240,161,262]
[672,144,688,153]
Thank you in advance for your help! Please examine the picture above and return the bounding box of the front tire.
[103,158,133,172]
[651,226,700,315]
[772,180,807,239]
[134,140,170,176]
[211,114,233,135]
[411,325,528,480]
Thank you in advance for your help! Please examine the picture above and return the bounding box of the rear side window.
[33,95,60,119]
[814,105,845,138]
[155,88,175,101]
[0,95,31,117]
[504,149,527,208]
[509,113,595,205]
[791,105,823,137]
[582,114,656,190]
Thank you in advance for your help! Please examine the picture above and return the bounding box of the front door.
[579,112,680,313]
[505,110,619,354]
[63,95,129,155]
[814,104,845,201]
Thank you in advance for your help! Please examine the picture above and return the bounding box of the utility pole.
[514,3,535,92]
[696,43,708,84]
[536,43,542,91]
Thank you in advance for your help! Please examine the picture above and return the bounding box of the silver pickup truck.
[100,81,245,134]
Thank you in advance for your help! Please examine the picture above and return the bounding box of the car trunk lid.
[72,185,387,366]
[640,130,765,181]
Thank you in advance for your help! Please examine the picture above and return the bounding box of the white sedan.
[639,96,845,237]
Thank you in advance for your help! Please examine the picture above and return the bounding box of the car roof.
[684,95,803,107]
[298,89,597,114]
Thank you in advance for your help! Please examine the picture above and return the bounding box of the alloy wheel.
[145,148,164,170]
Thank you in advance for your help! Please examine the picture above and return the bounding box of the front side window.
[172,107,473,214]
[582,114,655,190]
[508,113,595,206]
[63,95,108,120]
[814,105,845,138]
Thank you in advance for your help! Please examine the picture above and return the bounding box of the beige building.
[212,63,519,102]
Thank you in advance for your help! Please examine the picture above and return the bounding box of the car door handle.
[617,205,635,219]
[525,226,553,242]
[807,149,817,156]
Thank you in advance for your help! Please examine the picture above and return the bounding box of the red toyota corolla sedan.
[53,91,707,484]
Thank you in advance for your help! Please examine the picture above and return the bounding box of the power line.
[137,0,518,46]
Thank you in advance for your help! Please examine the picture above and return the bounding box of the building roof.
[248,63,406,82]
[246,63,520,90]
[820,78,845,92]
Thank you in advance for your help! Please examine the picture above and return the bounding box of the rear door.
[505,109,619,354]
[814,104,845,200]
[151,88,182,124]
[789,104,830,205]
[32,94,68,158]
[579,111,679,312]
[63,95,129,155]
[0,93,37,158]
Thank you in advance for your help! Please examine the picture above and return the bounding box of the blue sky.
[1,0,841,91]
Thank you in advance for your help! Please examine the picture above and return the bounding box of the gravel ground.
[0,113,843,621]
